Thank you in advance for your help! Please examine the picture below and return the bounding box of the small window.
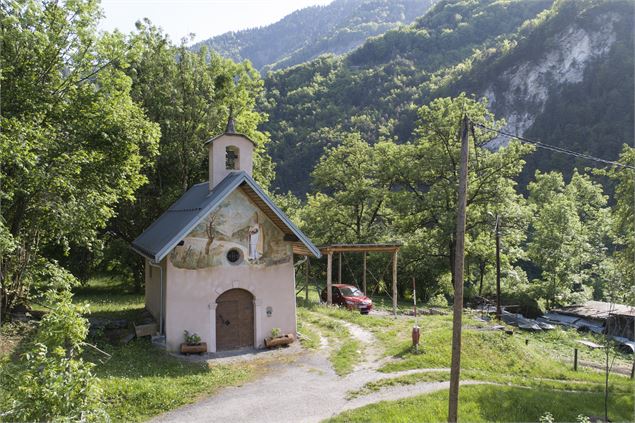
[227,248,242,264]
[225,146,239,170]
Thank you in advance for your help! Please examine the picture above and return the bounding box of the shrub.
[427,294,449,308]
[0,290,107,422]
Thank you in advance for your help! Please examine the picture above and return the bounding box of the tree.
[103,21,273,288]
[0,0,160,314]
[301,132,398,245]
[599,145,635,304]
[467,188,531,298]
[391,94,534,299]
[526,170,612,308]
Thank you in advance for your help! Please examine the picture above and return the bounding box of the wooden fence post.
[362,252,367,295]
[574,348,578,371]
[392,250,398,316]
[327,252,333,305]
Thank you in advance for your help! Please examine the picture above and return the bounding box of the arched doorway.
[215,289,254,351]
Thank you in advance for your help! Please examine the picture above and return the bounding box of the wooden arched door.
[215,289,254,351]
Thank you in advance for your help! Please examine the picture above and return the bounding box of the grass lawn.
[71,276,264,422]
[298,307,362,375]
[73,275,145,320]
[297,299,634,422]
[92,338,258,422]
[329,384,635,422]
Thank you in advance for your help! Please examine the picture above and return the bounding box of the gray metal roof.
[131,171,321,262]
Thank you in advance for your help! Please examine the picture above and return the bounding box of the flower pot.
[264,333,295,348]
[180,342,207,355]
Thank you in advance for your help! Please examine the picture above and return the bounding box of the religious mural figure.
[248,212,264,261]
[204,212,218,255]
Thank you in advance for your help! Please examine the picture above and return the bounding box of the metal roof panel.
[131,172,320,261]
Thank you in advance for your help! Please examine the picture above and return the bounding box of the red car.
[320,284,373,314]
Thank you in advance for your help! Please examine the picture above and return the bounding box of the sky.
[98,0,334,44]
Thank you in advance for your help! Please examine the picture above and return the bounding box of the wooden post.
[362,252,367,295]
[327,252,333,305]
[392,250,398,316]
[630,358,634,379]
[338,252,342,283]
[305,257,310,304]
[448,115,470,423]
[574,348,578,371]
[495,215,502,320]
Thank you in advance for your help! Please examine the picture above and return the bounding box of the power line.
[471,121,635,170]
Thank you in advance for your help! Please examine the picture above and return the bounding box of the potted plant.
[264,327,295,348]
[180,330,207,355]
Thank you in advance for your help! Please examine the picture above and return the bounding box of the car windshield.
[339,287,363,297]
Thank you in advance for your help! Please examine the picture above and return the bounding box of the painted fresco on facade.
[169,189,291,269]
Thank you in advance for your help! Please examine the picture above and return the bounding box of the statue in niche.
[248,212,264,262]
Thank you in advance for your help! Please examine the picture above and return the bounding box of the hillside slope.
[442,0,634,185]
[263,0,555,194]
[192,0,434,72]
[262,0,633,195]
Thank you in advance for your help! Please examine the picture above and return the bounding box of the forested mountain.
[262,0,633,195]
[192,0,434,72]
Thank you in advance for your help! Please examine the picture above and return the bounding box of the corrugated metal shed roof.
[131,171,320,261]
[552,300,635,319]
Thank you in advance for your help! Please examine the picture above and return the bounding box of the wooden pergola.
[294,242,402,315]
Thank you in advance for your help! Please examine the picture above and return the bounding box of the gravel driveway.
[152,318,473,423]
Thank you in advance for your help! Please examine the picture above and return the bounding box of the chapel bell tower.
[205,115,255,190]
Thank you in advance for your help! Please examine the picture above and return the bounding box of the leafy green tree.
[0,0,160,314]
[391,94,534,299]
[102,21,273,288]
[599,146,635,304]
[1,289,107,421]
[526,170,612,308]
[262,0,553,195]
[300,132,398,244]
[467,188,532,298]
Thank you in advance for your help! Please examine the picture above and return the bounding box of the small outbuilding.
[132,119,320,352]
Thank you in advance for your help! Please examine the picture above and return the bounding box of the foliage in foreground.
[0,290,107,422]
[328,384,635,423]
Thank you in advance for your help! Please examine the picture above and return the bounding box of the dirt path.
[152,318,468,423]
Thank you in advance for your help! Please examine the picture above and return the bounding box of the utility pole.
[448,115,469,423]
[495,215,501,320]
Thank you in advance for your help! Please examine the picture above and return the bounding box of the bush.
[426,294,449,308]
[0,290,108,422]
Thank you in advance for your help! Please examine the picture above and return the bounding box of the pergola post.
[305,256,310,303]
[338,252,342,283]
[392,250,398,316]
[362,252,367,295]
[327,252,333,305]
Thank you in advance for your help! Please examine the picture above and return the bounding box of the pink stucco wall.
[208,134,254,189]
[146,188,299,352]
[164,259,297,351]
